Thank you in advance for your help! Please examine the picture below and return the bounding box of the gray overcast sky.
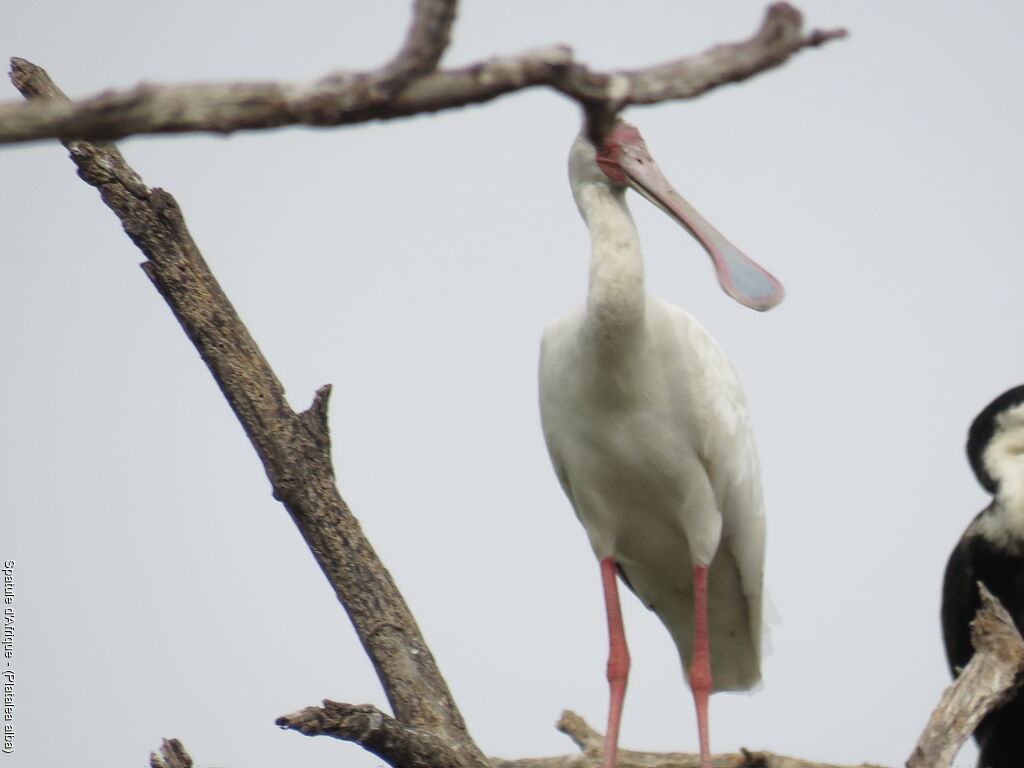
[5,2,1023,767]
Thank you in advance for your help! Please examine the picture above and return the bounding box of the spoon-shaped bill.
[600,124,784,312]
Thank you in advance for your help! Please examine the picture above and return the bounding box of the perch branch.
[486,711,886,768]
[906,584,1024,768]
[0,3,844,145]
[150,739,194,768]
[10,60,488,768]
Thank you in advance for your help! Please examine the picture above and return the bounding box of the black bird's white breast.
[941,384,1024,768]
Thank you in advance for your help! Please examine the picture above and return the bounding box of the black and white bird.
[942,384,1024,768]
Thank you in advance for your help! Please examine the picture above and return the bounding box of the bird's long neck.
[579,184,645,344]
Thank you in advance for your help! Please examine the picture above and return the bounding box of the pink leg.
[690,564,712,768]
[600,556,630,768]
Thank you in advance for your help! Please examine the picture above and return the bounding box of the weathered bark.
[150,739,194,768]
[486,711,886,768]
[906,584,1024,768]
[274,706,889,768]
[278,701,469,768]
[10,57,488,768]
[0,3,844,146]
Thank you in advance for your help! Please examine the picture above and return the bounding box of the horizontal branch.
[488,711,886,768]
[906,584,1024,768]
[1,3,844,145]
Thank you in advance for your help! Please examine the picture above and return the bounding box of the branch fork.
[1,3,844,145]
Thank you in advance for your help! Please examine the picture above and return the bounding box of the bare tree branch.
[150,739,194,768]
[906,584,1024,768]
[278,701,466,767]
[0,3,844,146]
[9,59,489,768]
[487,711,886,768]
[384,0,458,80]
[321,0,458,109]
[275,702,894,768]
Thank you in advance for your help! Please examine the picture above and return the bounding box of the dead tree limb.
[278,701,467,767]
[9,58,489,768]
[0,2,844,146]
[486,711,886,768]
[150,739,194,768]
[906,584,1024,768]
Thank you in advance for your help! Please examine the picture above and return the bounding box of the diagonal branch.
[9,59,489,768]
[0,3,844,146]
[906,584,1024,768]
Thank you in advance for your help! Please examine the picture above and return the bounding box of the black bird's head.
[967,384,1024,495]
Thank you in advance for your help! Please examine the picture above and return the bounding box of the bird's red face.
[595,123,645,185]
[592,121,784,313]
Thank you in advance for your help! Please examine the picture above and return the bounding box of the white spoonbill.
[539,122,782,768]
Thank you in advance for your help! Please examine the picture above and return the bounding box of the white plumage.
[539,122,781,768]
[541,297,764,687]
